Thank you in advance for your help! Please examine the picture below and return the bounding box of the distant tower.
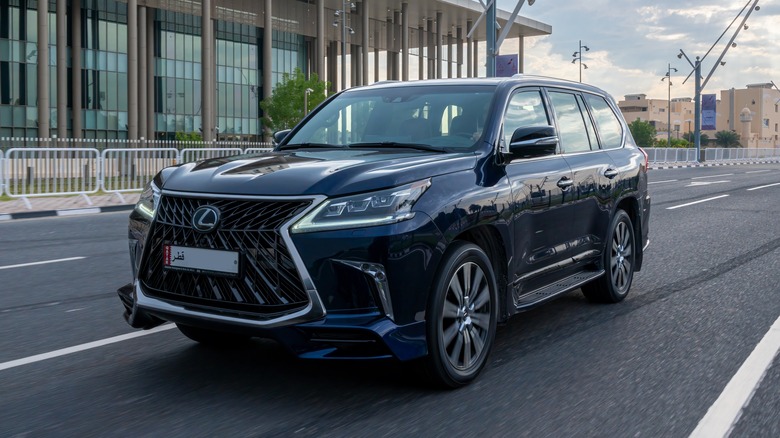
[740,107,753,148]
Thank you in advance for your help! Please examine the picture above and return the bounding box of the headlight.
[291,179,431,233]
[134,180,161,220]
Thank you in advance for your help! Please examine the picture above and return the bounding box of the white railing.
[3,142,779,199]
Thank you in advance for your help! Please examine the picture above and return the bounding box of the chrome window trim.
[136,190,329,328]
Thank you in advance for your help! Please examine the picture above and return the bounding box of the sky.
[494,0,780,102]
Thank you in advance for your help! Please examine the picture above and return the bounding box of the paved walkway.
[0,192,139,220]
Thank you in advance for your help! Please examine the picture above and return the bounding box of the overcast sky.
[495,0,779,101]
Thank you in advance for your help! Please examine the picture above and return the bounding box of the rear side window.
[585,94,624,150]
[548,91,593,153]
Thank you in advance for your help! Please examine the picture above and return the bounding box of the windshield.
[284,85,496,150]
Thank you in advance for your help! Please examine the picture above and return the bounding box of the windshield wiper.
[347,142,444,152]
[279,143,342,150]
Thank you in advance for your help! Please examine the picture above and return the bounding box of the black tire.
[176,323,251,347]
[424,241,498,389]
[582,209,635,303]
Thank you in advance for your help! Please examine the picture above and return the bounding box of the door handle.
[557,177,574,190]
[604,168,619,179]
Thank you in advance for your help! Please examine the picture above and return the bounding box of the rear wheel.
[424,242,498,388]
[582,209,635,303]
[176,323,251,347]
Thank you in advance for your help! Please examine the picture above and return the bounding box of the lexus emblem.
[192,206,221,233]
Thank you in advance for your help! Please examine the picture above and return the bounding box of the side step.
[514,270,604,310]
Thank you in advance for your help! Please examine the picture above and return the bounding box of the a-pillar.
[71,0,82,138]
[37,0,49,138]
[201,0,214,141]
[127,0,138,139]
[56,0,67,139]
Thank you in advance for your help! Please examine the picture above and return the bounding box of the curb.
[0,204,134,221]
[650,159,780,170]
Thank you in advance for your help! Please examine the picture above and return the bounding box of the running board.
[514,270,605,310]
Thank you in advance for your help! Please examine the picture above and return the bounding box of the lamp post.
[333,2,355,91]
[661,63,678,145]
[571,40,589,83]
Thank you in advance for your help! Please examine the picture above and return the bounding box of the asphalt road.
[2,163,780,437]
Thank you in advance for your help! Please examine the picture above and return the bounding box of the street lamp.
[661,63,678,145]
[304,88,313,115]
[333,1,356,91]
[571,40,589,83]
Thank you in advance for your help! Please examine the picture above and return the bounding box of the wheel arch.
[453,225,510,322]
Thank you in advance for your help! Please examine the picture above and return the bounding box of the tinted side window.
[503,90,549,146]
[548,91,592,153]
[585,94,624,149]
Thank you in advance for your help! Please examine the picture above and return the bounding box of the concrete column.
[436,12,442,79]
[362,1,369,85]
[263,0,272,138]
[127,0,138,139]
[71,0,82,138]
[447,33,452,79]
[426,19,434,79]
[201,0,213,141]
[393,10,401,80]
[473,40,478,77]
[146,7,155,139]
[138,6,147,139]
[56,0,67,139]
[466,19,472,78]
[37,0,49,138]
[329,41,339,92]
[418,25,424,80]
[386,15,393,80]
[518,36,524,74]
[317,0,325,79]
[401,3,408,81]
[456,26,463,78]
[374,46,379,82]
[351,43,358,85]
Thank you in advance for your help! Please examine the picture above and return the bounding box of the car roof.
[346,75,609,97]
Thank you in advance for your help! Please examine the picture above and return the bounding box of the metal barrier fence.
[2,143,779,199]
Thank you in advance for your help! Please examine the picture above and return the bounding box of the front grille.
[140,195,313,318]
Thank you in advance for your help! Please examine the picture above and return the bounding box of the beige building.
[618,94,695,141]
[711,83,780,148]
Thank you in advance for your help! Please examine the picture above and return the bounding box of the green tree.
[683,132,709,145]
[714,130,740,147]
[175,132,203,142]
[260,68,329,136]
[628,119,657,148]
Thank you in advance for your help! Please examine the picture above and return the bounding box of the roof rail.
[511,73,524,79]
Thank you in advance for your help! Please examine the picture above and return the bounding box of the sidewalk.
[0,192,140,220]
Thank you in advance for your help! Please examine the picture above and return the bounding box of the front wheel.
[582,209,635,303]
[424,242,498,388]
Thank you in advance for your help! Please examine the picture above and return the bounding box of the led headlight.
[291,179,431,233]
[134,179,161,220]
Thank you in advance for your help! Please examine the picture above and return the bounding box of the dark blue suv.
[118,76,650,388]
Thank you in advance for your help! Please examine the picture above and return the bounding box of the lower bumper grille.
[140,195,312,318]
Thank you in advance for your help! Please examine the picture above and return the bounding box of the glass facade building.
[0,0,550,141]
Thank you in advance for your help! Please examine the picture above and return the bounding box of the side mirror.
[273,129,292,145]
[507,125,559,159]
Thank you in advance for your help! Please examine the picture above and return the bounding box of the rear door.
[546,90,618,269]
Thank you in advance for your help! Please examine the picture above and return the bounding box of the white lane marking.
[686,181,730,187]
[692,174,734,179]
[0,214,11,221]
[0,256,86,271]
[65,308,85,313]
[747,182,780,191]
[689,315,780,438]
[667,195,730,210]
[57,208,101,216]
[0,324,176,372]
[649,179,678,185]
[746,170,772,174]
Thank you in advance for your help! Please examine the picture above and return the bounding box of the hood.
[161,148,477,196]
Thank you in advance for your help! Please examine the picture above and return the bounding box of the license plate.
[163,245,239,276]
